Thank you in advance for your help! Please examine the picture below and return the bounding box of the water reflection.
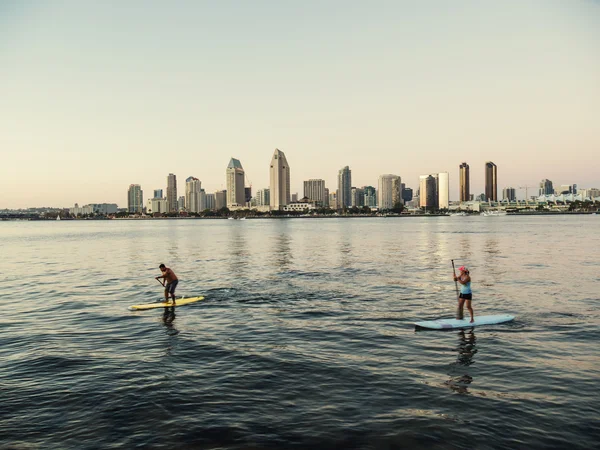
[338,232,353,269]
[445,330,477,394]
[272,223,293,271]
[162,306,179,336]
[228,223,249,275]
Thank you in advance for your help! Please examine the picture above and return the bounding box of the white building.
[304,179,326,205]
[256,188,270,207]
[205,193,216,211]
[282,201,316,212]
[269,148,291,210]
[226,158,246,207]
[127,184,143,213]
[146,198,168,214]
[438,172,449,209]
[378,174,401,210]
[185,177,202,213]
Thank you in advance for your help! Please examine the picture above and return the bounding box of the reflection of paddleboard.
[129,296,204,311]
[415,314,514,330]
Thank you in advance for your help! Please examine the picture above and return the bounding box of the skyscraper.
[503,187,516,201]
[459,162,470,202]
[539,179,553,196]
[419,174,439,210]
[226,158,246,207]
[337,166,352,209]
[363,186,377,207]
[485,162,497,202]
[269,148,290,210]
[351,187,364,207]
[167,173,177,212]
[185,176,201,213]
[378,174,401,210]
[256,188,270,207]
[438,172,449,209]
[127,184,143,213]
[402,187,413,203]
[215,190,227,210]
[153,189,163,199]
[205,193,216,211]
[304,179,326,205]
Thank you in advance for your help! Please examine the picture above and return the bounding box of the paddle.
[451,259,462,319]
[156,277,165,287]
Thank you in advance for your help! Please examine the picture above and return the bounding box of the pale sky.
[1,0,599,208]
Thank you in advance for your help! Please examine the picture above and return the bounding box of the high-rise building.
[351,187,364,207]
[337,166,352,209]
[177,196,185,211]
[485,162,497,202]
[204,191,214,210]
[539,179,553,196]
[558,184,576,195]
[459,162,470,202]
[419,174,439,210]
[269,148,291,210]
[185,176,202,213]
[363,186,377,207]
[215,190,227,210]
[438,172,449,209]
[291,193,298,203]
[503,187,516,201]
[226,158,246,207]
[324,188,330,207]
[245,187,252,205]
[256,189,270,207]
[153,189,163,199]
[329,191,338,210]
[402,187,413,203]
[304,179,326,205]
[127,184,143,213]
[378,174,401,210]
[167,173,177,212]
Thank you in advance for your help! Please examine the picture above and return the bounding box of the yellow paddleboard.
[129,296,205,311]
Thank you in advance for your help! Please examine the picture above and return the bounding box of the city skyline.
[1,1,599,209]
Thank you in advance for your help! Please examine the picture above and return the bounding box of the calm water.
[1,216,599,449]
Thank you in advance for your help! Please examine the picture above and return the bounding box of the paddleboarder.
[156,264,178,304]
[454,266,474,323]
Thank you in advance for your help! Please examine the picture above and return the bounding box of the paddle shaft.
[451,260,460,301]
[156,278,165,287]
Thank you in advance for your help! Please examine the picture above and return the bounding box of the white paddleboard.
[415,314,515,330]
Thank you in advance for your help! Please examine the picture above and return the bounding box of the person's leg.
[164,286,169,302]
[466,299,474,323]
[457,298,465,320]
[170,281,177,303]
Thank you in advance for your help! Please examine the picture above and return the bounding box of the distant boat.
[228,217,235,220]
[56,215,61,221]
[240,217,247,220]
[481,210,507,216]
[450,212,467,216]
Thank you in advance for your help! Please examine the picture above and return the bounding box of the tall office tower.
[503,187,516,201]
[304,179,326,205]
[226,158,246,207]
[459,162,470,202]
[215,190,227,209]
[269,148,291,210]
[329,191,338,210]
[291,193,298,203]
[539,179,553,196]
[245,187,252,205]
[177,196,185,211]
[351,187,365,207]
[438,172,449,209]
[167,173,177,212]
[402,187,413,203]
[185,177,201,213]
[419,174,439,209]
[558,184,576,195]
[199,189,207,211]
[485,162,497,201]
[324,188,330,207]
[363,186,377,207]
[337,166,352,209]
[256,188,270,207]
[127,184,143,213]
[378,175,401,210]
[153,189,163,199]
[205,193,215,211]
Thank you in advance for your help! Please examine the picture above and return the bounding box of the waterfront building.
[578,188,600,199]
[558,184,577,195]
[539,179,553,196]
[146,198,168,215]
[205,193,215,211]
[226,158,246,207]
[304,179,326,205]
[438,172,449,209]
[402,187,413,203]
[177,196,185,211]
[378,174,401,210]
[282,200,316,212]
[127,184,143,213]
[485,162,497,201]
[256,188,270,207]
[153,189,163,199]
[329,191,338,210]
[459,162,470,202]
[351,187,364,207]
[70,203,118,216]
[269,148,291,210]
[337,166,352,209]
[291,193,298,203]
[419,174,438,210]
[185,177,202,213]
[324,188,330,207]
[245,187,252,205]
[503,187,517,201]
[167,173,177,213]
[215,190,227,210]
[476,193,486,202]
[363,186,377,208]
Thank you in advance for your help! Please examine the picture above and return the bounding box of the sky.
[1,0,599,208]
